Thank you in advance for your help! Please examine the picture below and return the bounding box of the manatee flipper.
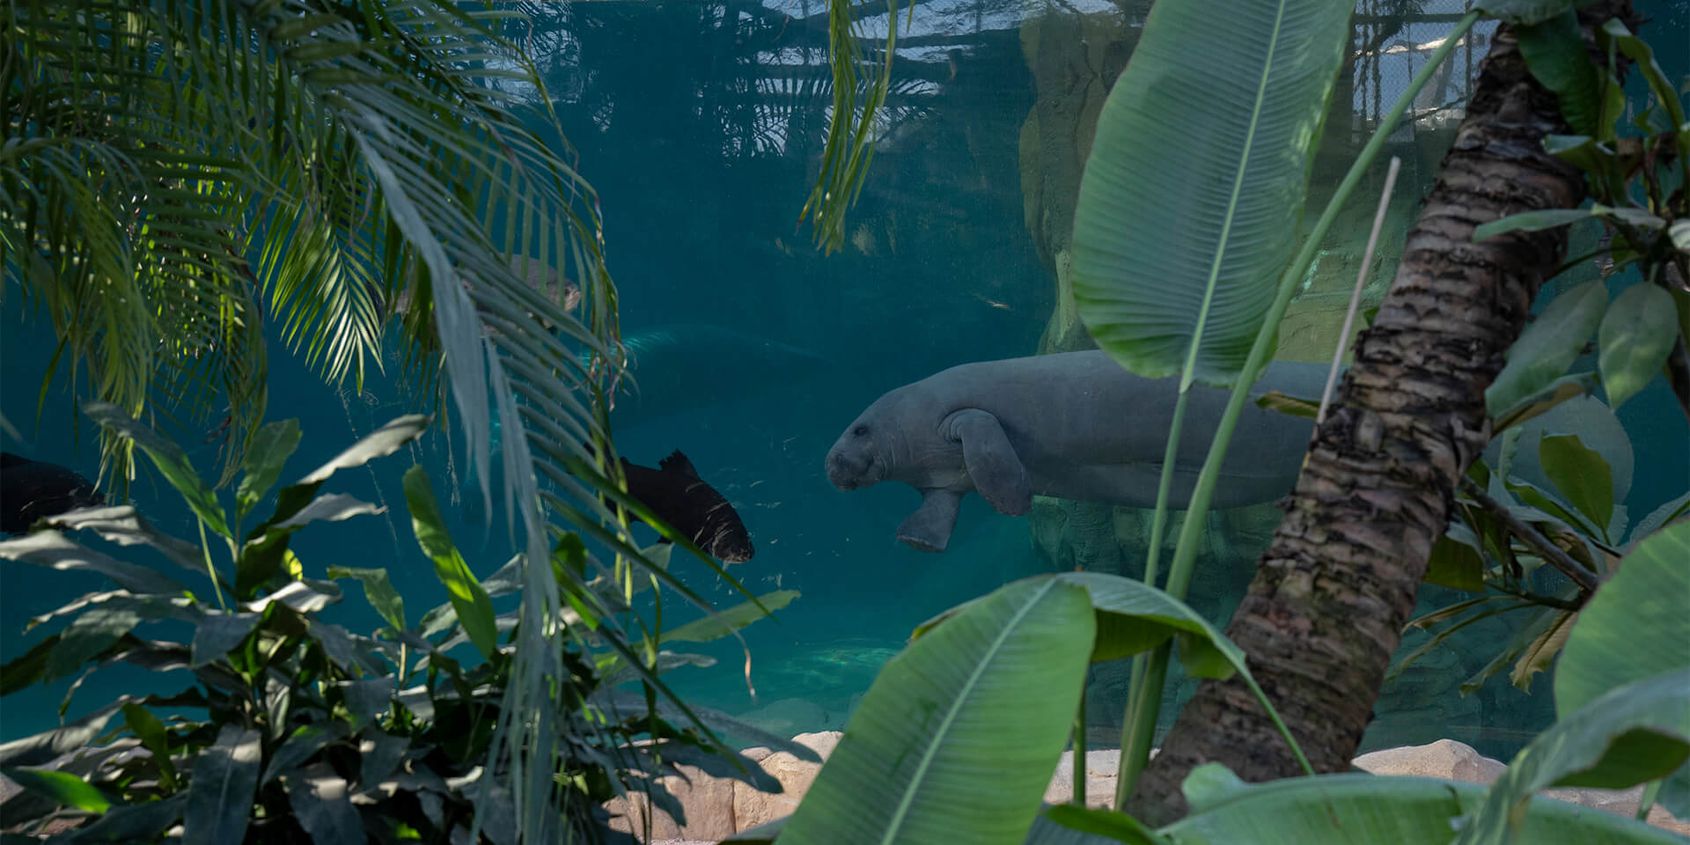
[942,409,1031,516]
[897,489,963,553]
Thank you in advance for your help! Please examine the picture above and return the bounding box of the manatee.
[1,452,104,535]
[824,351,1325,552]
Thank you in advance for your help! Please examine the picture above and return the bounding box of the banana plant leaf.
[1070,0,1354,383]
[1554,520,1690,718]
[1029,769,1681,844]
[777,578,1095,845]
[1459,669,1690,845]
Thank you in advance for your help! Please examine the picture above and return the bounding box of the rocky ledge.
[612,736,1690,843]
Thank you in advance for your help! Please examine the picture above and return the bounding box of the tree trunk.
[1128,0,1637,824]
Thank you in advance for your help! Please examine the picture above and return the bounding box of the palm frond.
[2,0,741,838]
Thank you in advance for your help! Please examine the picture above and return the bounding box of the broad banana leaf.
[1071,0,1354,384]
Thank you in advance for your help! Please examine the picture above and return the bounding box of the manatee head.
[826,395,901,491]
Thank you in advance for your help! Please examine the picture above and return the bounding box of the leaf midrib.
[878,578,1061,844]
[1180,0,1293,387]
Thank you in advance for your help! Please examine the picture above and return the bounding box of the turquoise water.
[4,0,1688,765]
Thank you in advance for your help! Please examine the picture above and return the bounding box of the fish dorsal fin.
[659,450,700,479]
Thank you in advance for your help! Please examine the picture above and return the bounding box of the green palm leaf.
[3,2,745,839]
[1070,0,1355,384]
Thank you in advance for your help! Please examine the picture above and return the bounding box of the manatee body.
[606,324,827,427]
[824,351,1324,552]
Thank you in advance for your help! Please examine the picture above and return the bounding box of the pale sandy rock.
[1352,738,1507,784]
[605,763,738,841]
[1541,787,1690,836]
[1044,749,1122,807]
[731,731,842,833]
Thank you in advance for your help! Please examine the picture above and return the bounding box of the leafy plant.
[0,411,789,842]
[2,2,701,831]
[1474,13,1689,418]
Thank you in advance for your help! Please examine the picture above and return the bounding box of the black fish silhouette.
[1,452,104,535]
[619,451,754,563]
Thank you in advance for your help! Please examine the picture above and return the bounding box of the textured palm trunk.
[1128,1,1636,824]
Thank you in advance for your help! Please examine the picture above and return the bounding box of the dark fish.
[1,452,104,535]
[618,450,754,563]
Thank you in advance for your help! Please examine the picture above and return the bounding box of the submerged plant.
[0,411,790,842]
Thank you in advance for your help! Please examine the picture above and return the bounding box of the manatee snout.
[825,443,868,490]
[825,425,879,491]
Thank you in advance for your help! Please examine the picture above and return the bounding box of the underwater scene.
[3,0,1690,841]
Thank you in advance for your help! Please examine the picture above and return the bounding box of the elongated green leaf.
[1460,670,1690,845]
[1070,0,1354,383]
[0,699,130,767]
[327,566,405,631]
[915,573,1246,680]
[1042,804,1168,844]
[779,578,1095,844]
[285,763,367,845]
[41,505,206,580]
[661,590,799,645]
[0,531,185,596]
[1555,520,1690,718]
[1491,371,1600,432]
[402,466,496,659]
[1486,281,1609,417]
[261,415,429,533]
[190,612,262,667]
[1598,283,1677,409]
[1538,433,1614,537]
[57,794,186,843]
[1475,0,1593,25]
[122,702,177,789]
[1627,493,1688,549]
[263,723,349,785]
[1140,769,1680,844]
[84,402,229,538]
[1254,391,1320,420]
[184,725,261,845]
[0,766,112,813]
[1472,208,1596,243]
[1517,10,1604,136]
[236,419,302,521]
[47,606,144,681]
[1426,523,1487,592]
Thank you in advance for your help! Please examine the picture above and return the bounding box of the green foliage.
[1070,0,1354,384]
[1554,520,1690,718]
[1,3,667,829]
[1598,283,1679,409]
[778,578,1095,844]
[800,0,904,253]
[1032,771,1680,844]
[1484,281,1608,418]
[1459,670,1690,844]
[769,572,1309,843]
[0,413,786,842]
[402,466,498,659]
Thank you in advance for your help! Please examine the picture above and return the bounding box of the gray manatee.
[824,351,1326,552]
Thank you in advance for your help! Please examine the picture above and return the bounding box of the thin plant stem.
[1460,477,1600,594]
[1111,11,1481,808]
[1637,779,1663,821]
[1317,156,1401,425]
[197,518,227,610]
[1073,684,1087,805]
